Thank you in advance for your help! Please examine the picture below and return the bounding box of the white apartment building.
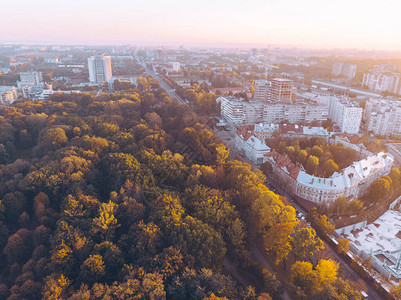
[217,95,328,126]
[235,128,271,164]
[332,62,357,80]
[237,123,329,142]
[253,80,270,101]
[364,98,401,137]
[172,62,180,72]
[263,102,328,124]
[44,57,59,64]
[362,72,401,95]
[0,86,17,105]
[319,96,362,134]
[217,96,245,125]
[88,55,112,84]
[17,71,43,88]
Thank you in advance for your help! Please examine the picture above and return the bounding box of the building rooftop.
[296,152,393,191]
[0,86,16,94]
[342,209,401,254]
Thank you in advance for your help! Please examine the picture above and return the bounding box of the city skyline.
[2,0,401,50]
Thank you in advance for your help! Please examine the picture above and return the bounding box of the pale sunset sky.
[2,0,401,50]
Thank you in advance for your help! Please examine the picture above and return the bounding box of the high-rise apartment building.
[332,63,357,80]
[319,96,362,134]
[217,96,327,126]
[364,98,401,137]
[253,80,271,101]
[88,55,112,84]
[362,72,401,95]
[270,78,296,102]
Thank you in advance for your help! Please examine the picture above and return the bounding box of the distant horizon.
[3,0,401,52]
[2,40,401,54]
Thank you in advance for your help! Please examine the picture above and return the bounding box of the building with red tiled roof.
[264,150,394,204]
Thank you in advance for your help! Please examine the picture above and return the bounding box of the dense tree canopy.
[0,79,361,299]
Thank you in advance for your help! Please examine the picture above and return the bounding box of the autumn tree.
[40,127,68,150]
[305,155,319,175]
[290,261,317,298]
[292,227,324,261]
[337,238,350,255]
[322,159,339,177]
[79,254,106,284]
[92,201,120,241]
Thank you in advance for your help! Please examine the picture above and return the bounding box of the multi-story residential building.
[330,98,362,134]
[172,62,180,72]
[217,96,328,126]
[17,71,43,88]
[237,123,330,142]
[217,96,245,125]
[263,102,328,124]
[332,62,357,80]
[362,72,401,95]
[319,96,362,134]
[44,57,59,64]
[364,98,401,137]
[88,54,112,84]
[0,86,17,105]
[270,78,296,102]
[235,128,271,164]
[265,151,393,204]
[373,64,400,73]
[16,71,52,99]
[253,80,270,101]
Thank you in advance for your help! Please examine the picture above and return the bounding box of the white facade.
[44,57,59,64]
[217,95,328,126]
[365,98,401,137]
[235,131,271,164]
[265,151,394,204]
[218,96,245,125]
[0,86,17,105]
[320,96,362,134]
[332,62,357,80]
[17,72,43,88]
[253,80,270,101]
[362,72,401,95]
[263,102,328,124]
[88,55,112,84]
[172,62,180,72]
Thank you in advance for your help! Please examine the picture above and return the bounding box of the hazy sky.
[2,0,401,50]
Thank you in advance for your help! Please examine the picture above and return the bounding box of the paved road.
[264,179,384,300]
[137,56,383,299]
[311,79,382,97]
[134,49,185,104]
[213,124,383,299]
